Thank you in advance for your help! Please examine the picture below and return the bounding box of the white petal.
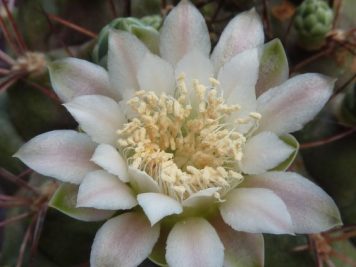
[211,216,264,267]
[108,30,149,101]
[166,217,224,267]
[175,49,214,106]
[48,58,119,102]
[14,130,97,184]
[91,144,129,182]
[63,95,126,145]
[257,73,335,135]
[77,170,137,210]
[218,47,260,111]
[128,167,159,193]
[91,212,160,267]
[182,187,219,208]
[137,53,175,95]
[242,172,342,233]
[220,188,293,234]
[241,131,294,175]
[137,193,182,225]
[160,0,211,66]
[211,8,264,72]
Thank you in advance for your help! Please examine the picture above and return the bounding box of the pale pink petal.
[182,187,219,208]
[77,170,137,210]
[128,167,159,193]
[137,193,182,225]
[211,8,264,72]
[64,95,126,145]
[137,53,176,95]
[48,58,119,102]
[91,144,129,182]
[257,73,335,135]
[175,49,214,106]
[14,130,97,184]
[166,217,224,267]
[220,188,293,234]
[160,0,211,66]
[211,216,264,267]
[90,212,160,267]
[108,30,149,101]
[241,131,294,175]
[242,171,342,233]
[218,47,259,111]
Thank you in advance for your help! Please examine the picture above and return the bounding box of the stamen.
[117,75,260,202]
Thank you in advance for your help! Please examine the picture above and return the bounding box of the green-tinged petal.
[272,134,299,171]
[256,39,289,97]
[211,216,264,267]
[128,167,160,193]
[48,58,119,102]
[49,183,114,222]
[242,172,342,233]
[90,212,160,267]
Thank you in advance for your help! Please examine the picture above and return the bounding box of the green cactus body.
[92,15,162,67]
[294,0,334,50]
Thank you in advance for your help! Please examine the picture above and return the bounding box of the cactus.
[0,0,355,266]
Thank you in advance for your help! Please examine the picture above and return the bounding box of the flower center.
[117,74,261,202]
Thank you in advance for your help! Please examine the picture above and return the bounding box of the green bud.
[92,15,162,67]
[294,0,334,50]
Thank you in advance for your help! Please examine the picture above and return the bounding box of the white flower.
[15,1,341,266]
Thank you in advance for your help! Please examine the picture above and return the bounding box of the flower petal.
[166,217,224,267]
[63,95,126,145]
[137,53,175,95]
[108,30,149,100]
[257,73,335,135]
[77,170,137,210]
[175,49,214,109]
[14,130,97,184]
[241,131,294,175]
[90,212,160,267]
[160,0,211,66]
[182,187,219,208]
[211,8,264,72]
[256,39,289,97]
[211,216,264,267]
[218,47,259,111]
[50,183,114,222]
[242,171,342,233]
[137,193,182,225]
[220,188,293,234]
[128,167,160,193]
[48,58,119,102]
[91,144,129,182]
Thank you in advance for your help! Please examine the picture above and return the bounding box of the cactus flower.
[15,1,342,266]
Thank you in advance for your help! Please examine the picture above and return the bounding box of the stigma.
[117,74,261,202]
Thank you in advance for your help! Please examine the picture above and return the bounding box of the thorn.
[47,13,97,38]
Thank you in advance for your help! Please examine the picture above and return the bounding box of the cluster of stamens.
[117,74,261,202]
